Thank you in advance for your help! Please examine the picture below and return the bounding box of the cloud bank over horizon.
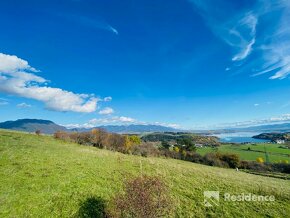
[64,117,181,129]
[192,114,290,130]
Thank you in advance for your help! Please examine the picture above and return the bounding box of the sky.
[1,0,290,130]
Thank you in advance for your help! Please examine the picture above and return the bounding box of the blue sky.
[1,0,290,129]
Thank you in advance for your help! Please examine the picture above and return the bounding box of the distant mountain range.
[197,123,290,135]
[2,119,290,135]
[228,123,290,133]
[0,119,181,134]
[0,119,67,134]
[96,124,180,133]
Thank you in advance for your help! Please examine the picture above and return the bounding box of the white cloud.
[189,0,290,79]
[254,103,259,107]
[99,107,114,115]
[17,102,32,108]
[62,14,118,35]
[90,116,136,124]
[207,113,290,129]
[103,96,112,102]
[0,53,38,73]
[249,1,290,79]
[65,116,137,128]
[0,53,100,113]
[65,117,181,129]
[153,121,181,129]
[0,101,8,106]
[117,116,135,122]
[230,13,257,61]
[0,97,9,105]
[189,1,257,62]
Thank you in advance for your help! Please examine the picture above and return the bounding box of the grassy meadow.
[0,129,290,217]
[197,143,290,163]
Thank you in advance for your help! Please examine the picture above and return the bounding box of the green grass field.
[197,143,290,163]
[0,129,290,217]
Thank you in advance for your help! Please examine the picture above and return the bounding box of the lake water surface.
[211,132,270,143]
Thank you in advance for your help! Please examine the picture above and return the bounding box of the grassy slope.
[0,130,289,218]
[197,143,290,163]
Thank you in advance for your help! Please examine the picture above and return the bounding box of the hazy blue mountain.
[71,124,180,133]
[0,119,180,134]
[195,123,290,135]
[229,123,290,133]
[2,119,290,135]
[95,124,180,133]
[0,119,67,134]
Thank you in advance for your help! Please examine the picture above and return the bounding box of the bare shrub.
[54,131,70,140]
[109,176,173,218]
[131,142,160,157]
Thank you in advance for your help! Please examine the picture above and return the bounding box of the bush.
[110,176,173,218]
[203,153,229,168]
[185,152,203,163]
[239,161,270,172]
[131,142,160,157]
[54,131,69,140]
[270,163,290,174]
[220,153,240,168]
[256,157,264,163]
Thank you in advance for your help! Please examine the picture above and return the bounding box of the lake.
[211,132,271,143]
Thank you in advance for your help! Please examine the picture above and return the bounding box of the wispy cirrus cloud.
[0,98,9,105]
[189,0,290,79]
[17,102,32,108]
[250,0,290,79]
[0,99,9,106]
[61,13,118,35]
[226,12,257,62]
[0,52,102,113]
[189,0,257,62]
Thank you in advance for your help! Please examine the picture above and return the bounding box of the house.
[274,139,285,144]
[195,143,203,148]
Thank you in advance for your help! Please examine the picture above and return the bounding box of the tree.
[128,135,141,145]
[35,130,41,135]
[173,146,180,153]
[91,128,108,148]
[220,154,240,168]
[177,138,196,152]
[161,141,171,149]
[124,135,132,151]
[256,157,264,163]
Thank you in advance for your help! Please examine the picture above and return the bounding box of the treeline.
[54,129,142,153]
[253,132,290,142]
[141,132,220,146]
[53,130,236,167]
[54,130,289,174]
